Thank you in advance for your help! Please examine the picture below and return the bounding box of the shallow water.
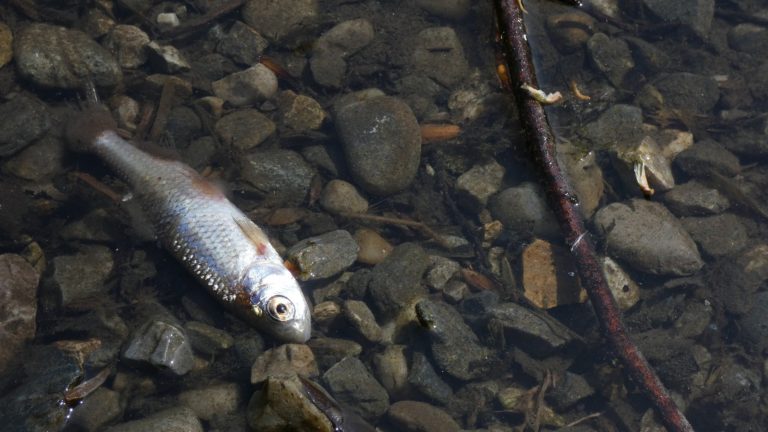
[1,0,767,431]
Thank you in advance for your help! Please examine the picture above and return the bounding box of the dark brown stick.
[493,1,694,431]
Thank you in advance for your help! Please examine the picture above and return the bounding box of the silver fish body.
[67,107,311,343]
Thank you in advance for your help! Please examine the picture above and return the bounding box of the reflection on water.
[0,0,766,430]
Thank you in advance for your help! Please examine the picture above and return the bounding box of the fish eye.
[267,295,295,322]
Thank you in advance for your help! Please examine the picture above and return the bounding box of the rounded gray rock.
[240,149,315,206]
[15,23,121,89]
[319,180,368,214]
[335,96,421,196]
[323,356,390,419]
[105,406,202,432]
[242,0,319,46]
[215,109,276,150]
[489,183,559,239]
[410,27,469,88]
[286,230,359,281]
[594,199,703,276]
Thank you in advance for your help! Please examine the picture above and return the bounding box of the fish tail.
[65,104,117,153]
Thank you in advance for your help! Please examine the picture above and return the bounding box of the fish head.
[242,263,312,343]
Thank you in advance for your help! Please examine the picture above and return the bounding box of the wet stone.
[416,0,470,20]
[709,244,768,315]
[215,109,275,150]
[307,337,362,371]
[643,0,714,38]
[0,22,12,68]
[216,20,269,65]
[15,23,121,89]
[663,181,730,216]
[302,145,342,176]
[455,160,506,211]
[489,183,559,239]
[51,244,114,308]
[729,23,768,53]
[459,290,500,326]
[675,139,741,178]
[287,229,359,281]
[122,319,194,375]
[546,11,596,54]
[368,243,429,319]
[646,73,720,114]
[103,25,150,68]
[67,388,122,432]
[0,254,39,374]
[0,94,51,157]
[582,104,644,150]
[408,351,453,406]
[388,400,461,432]
[486,302,581,357]
[3,134,65,182]
[587,33,634,87]
[105,406,202,432]
[185,321,234,355]
[521,239,585,309]
[634,331,700,391]
[247,375,333,432]
[251,343,318,384]
[738,291,768,354]
[546,372,595,410]
[411,27,469,88]
[372,345,408,397]
[681,213,747,258]
[178,382,242,421]
[278,90,326,132]
[163,106,201,146]
[212,63,278,106]
[183,136,216,169]
[240,149,315,206]
[426,255,460,290]
[336,95,421,196]
[601,257,640,311]
[323,356,390,419]
[319,180,369,215]
[593,199,703,276]
[344,300,383,343]
[558,140,604,217]
[354,228,394,265]
[310,19,375,88]
[415,299,492,381]
[242,0,319,47]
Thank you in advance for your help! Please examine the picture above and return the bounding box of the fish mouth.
[265,306,312,343]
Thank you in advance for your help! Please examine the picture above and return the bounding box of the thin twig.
[72,171,122,203]
[493,1,694,431]
[337,211,451,248]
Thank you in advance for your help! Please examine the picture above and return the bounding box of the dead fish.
[65,104,311,343]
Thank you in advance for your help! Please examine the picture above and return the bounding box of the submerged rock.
[105,406,202,432]
[287,230,359,281]
[594,199,703,276]
[0,254,39,374]
[323,356,390,419]
[122,319,194,375]
[388,400,461,432]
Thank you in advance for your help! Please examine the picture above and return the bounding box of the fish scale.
[66,107,311,343]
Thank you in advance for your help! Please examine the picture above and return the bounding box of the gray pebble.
[486,302,581,357]
[368,243,429,319]
[372,345,408,397]
[728,23,768,53]
[183,136,216,169]
[105,406,202,432]
[178,382,242,421]
[15,23,121,89]
[675,139,741,178]
[644,73,720,114]
[3,135,65,181]
[251,343,318,384]
[0,94,51,157]
[681,213,747,258]
[407,351,453,406]
[319,180,368,214]
[278,90,326,132]
[123,318,194,375]
[642,0,714,37]
[247,375,333,432]
[215,109,275,150]
[287,230,359,281]
[0,254,39,374]
[67,388,123,432]
[582,104,644,150]
[426,255,460,290]
[455,160,506,211]
[546,372,594,410]
[336,95,421,195]
[663,181,730,216]
[388,400,461,432]
[416,0,470,20]
[212,63,278,107]
[103,25,149,68]
[489,183,559,239]
[739,291,768,354]
[240,149,315,206]
[415,299,492,380]
[343,300,383,343]
[310,19,374,88]
[51,245,114,308]
[307,337,362,371]
[709,244,768,315]
[587,33,634,87]
[185,321,234,355]
[323,356,390,419]
[164,106,201,146]
[411,27,469,88]
[242,0,319,47]
[216,21,269,65]
[302,145,342,176]
[594,199,703,276]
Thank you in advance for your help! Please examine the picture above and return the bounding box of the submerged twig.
[337,211,450,248]
[493,1,694,431]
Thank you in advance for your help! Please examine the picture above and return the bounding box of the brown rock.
[388,400,460,432]
[522,239,586,309]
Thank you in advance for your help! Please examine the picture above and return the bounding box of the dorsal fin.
[233,215,270,257]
